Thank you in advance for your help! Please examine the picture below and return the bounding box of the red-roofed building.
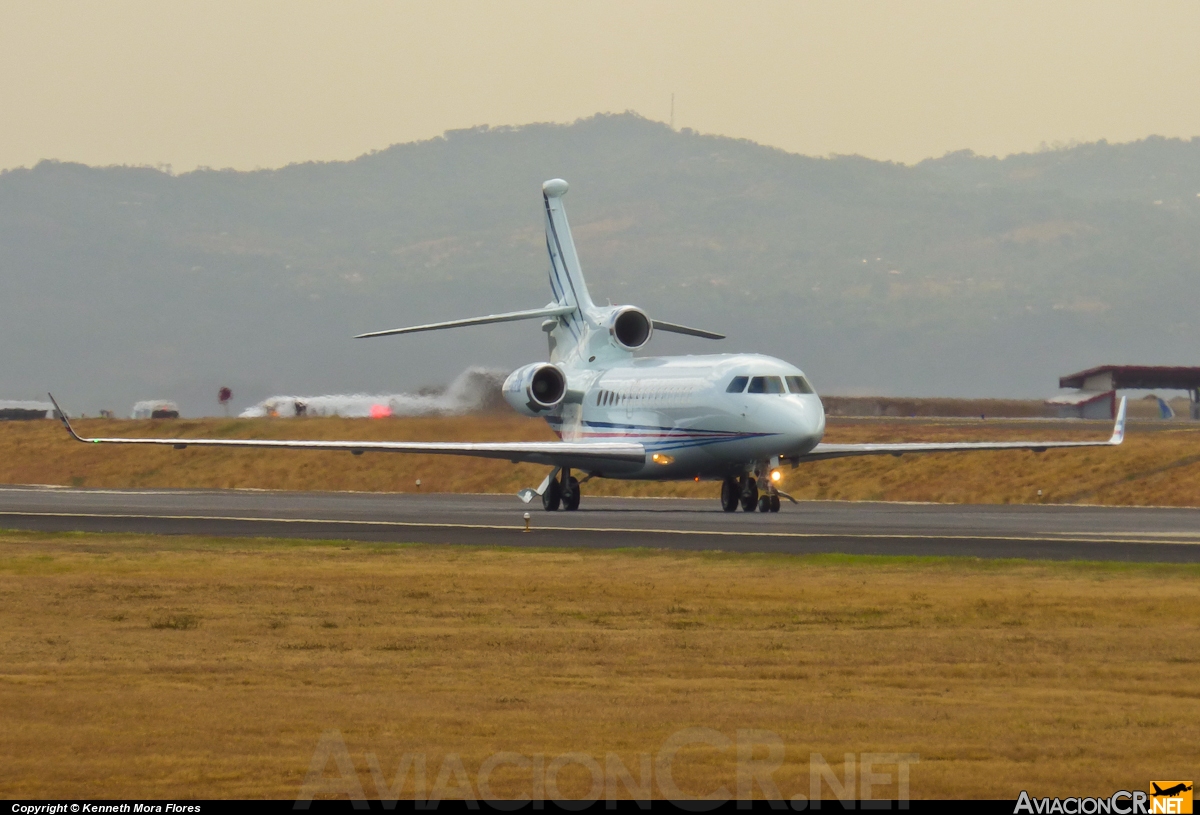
[1051,366,1200,419]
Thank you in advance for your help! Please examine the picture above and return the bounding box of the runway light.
[770,469,782,482]
[652,453,675,465]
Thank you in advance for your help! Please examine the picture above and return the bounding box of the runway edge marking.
[0,510,1197,547]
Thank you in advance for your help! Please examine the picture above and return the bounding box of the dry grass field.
[3,413,1200,506]
[1,530,1198,800]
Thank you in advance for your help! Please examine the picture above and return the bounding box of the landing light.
[770,469,782,482]
[652,453,675,465]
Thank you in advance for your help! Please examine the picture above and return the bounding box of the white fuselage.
[543,353,826,480]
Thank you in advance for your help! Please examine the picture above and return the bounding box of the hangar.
[0,400,54,420]
[1050,365,1200,420]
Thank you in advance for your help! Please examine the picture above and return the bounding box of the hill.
[2,114,1198,414]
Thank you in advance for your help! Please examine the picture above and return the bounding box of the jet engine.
[503,362,567,415]
[607,306,653,351]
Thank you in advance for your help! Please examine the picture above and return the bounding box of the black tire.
[563,476,581,511]
[720,477,739,512]
[758,495,771,513]
[740,477,758,512]
[542,479,561,511]
[769,494,781,513]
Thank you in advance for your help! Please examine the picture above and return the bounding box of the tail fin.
[542,179,595,315]
[354,179,596,348]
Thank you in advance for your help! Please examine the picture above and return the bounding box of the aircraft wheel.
[563,477,581,511]
[542,479,562,511]
[720,478,739,512]
[740,477,758,512]
[757,495,771,513]
[769,494,781,513]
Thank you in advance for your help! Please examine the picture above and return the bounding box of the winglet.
[1110,396,1127,445]
[47,393,87,443]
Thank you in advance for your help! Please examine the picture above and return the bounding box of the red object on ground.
[370,404,391,419]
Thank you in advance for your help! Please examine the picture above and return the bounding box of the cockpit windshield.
[785,375,814,394]
[729,373,815,395]
[747,376,785,394]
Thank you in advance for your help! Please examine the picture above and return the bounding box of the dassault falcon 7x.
[50,178,1127,513]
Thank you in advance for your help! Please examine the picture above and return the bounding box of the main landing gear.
[721,472,781,513]
[542,467,581,512]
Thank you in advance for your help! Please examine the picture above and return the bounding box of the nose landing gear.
[758,493,781,513]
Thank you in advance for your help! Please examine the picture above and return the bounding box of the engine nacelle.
[606,306,653,351]
[503,362,567,416]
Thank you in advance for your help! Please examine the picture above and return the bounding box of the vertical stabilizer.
[543,179,596,315]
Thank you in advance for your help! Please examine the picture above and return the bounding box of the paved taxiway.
[0,485,1197,562]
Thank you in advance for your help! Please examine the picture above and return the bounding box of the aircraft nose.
[777,396,824,449]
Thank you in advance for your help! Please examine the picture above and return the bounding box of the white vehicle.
[50,179,1126,513]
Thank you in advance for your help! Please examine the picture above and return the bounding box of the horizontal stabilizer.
[355,305,577,339]
[651,320,725,340]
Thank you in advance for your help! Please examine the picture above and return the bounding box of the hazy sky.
[2,1,1198,171]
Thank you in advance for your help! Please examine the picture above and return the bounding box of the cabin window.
[785,375,814,394]
[726,376,749,393]
[748,376,784,394]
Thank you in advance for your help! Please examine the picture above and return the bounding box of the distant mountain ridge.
[2,114,1198,415]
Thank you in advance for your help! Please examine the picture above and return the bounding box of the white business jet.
[50,178,1126,513]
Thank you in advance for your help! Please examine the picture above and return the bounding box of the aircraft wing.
[792,397,1126,463]
[47,395,645,471]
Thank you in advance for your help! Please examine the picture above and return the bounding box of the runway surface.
[0,485,1198,562]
